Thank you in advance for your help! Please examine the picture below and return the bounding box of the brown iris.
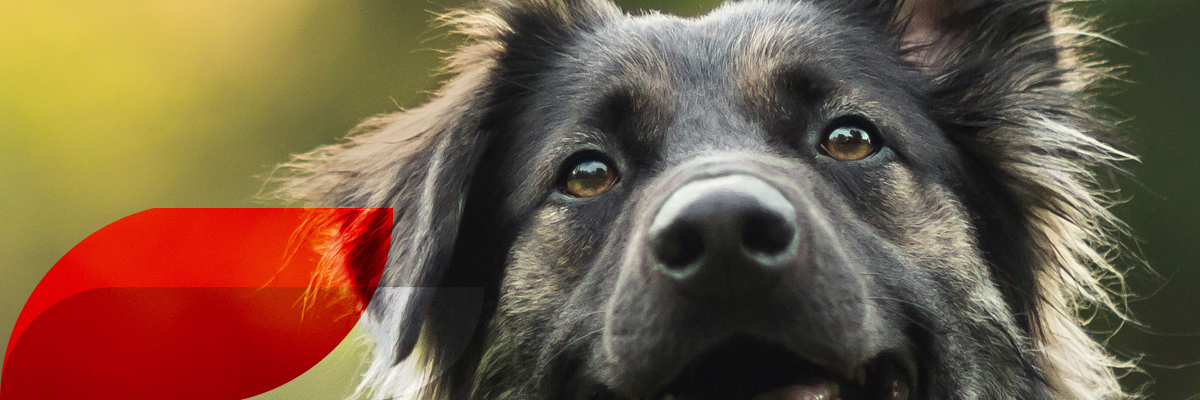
[562,155,617,198]
[820,122,877,161]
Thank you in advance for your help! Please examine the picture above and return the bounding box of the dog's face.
[473,3,997,399]
[277,1,1133,399]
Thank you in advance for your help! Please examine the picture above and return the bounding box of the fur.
[271,0,1137,399]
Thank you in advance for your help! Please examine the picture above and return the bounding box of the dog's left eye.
[560,153,618,198]
[820,120,879,161]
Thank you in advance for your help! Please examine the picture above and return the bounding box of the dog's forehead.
[557,2,889,93]
[531,0,923,149]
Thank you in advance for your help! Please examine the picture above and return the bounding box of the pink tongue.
[751,383,836,400]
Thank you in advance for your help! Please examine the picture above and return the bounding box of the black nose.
[648,175,800,297]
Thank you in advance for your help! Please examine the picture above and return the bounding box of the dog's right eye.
[820,119,879,161]
[560,153,618,198]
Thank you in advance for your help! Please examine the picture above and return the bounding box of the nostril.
[655,224,705,269]
[741,213,794,256]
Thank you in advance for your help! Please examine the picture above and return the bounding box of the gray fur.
[271,0,1136,399]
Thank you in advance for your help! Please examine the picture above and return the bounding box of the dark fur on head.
[273,0,1136,399]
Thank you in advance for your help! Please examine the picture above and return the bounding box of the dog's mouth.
[651,338,914,400]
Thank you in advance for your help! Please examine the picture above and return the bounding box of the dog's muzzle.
[595,158,902,398]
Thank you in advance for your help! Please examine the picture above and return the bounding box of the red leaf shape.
[2,208,390,400]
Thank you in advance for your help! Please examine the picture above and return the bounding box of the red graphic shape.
[2,208,391,399]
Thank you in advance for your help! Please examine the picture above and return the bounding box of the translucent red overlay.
[1,208,391,399]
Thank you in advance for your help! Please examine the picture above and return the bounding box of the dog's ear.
[273,0,619,372]
[273,47,496,366]
[889,0,1029,73]
[821,0,1060,75]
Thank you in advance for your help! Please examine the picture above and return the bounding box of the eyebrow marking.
[732,16,839,111]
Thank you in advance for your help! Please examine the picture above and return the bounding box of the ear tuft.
[892,0,1052,74]
[894,0,963,70]
[294,208,393,313]
[446,0,618,42]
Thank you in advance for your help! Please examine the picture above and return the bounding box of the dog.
[272,0,1138,398]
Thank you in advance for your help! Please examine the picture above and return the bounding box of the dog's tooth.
[751,382,837,400]
[889,378,911,400]
[855,368,867,386]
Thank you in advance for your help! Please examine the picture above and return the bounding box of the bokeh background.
[1,0,1196,398]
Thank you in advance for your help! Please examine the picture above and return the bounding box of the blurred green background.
[0,0,1195,398]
